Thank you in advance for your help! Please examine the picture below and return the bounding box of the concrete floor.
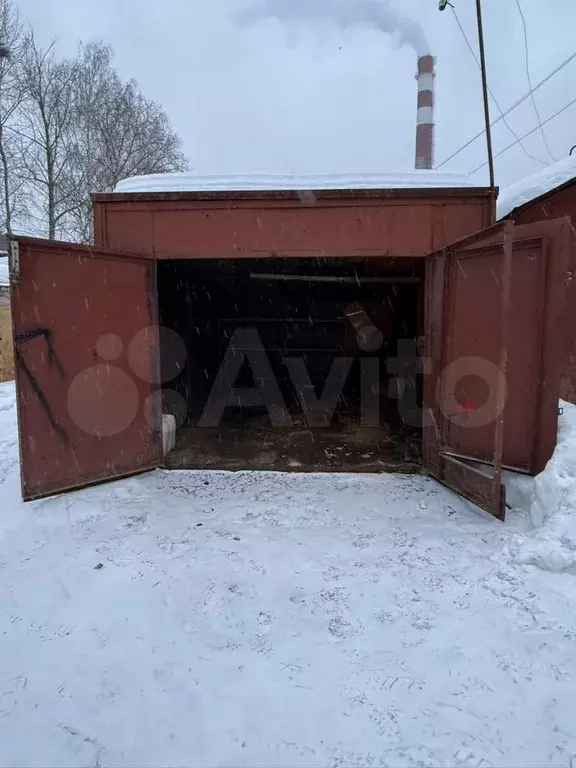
[164,417,422,474]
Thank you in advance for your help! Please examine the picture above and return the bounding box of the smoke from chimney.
[240,0,434,170]
[415,55,435,170]
[239,0,429,55]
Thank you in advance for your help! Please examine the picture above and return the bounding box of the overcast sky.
[16,0,576,189]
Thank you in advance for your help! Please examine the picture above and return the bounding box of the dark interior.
[157,257,424,473]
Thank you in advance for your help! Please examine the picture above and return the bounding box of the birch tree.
[18,35,79,239]
[0,23,188,240]
[66,41,188,241]
[0,0,27,235]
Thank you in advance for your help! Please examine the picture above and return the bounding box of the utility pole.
[475,0,495,188]
[439,0,495,187]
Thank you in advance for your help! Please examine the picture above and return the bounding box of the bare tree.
[57,42,110,241]
[66,41,188,241]
[1,32,187,241]
[17,34,80,239]
[0,0,27,236]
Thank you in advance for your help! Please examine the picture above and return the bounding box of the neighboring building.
[498,156,576,403]
[498,154,576,222]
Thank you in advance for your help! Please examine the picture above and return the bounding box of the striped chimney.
[415,55,435,170]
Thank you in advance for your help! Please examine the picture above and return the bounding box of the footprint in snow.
[328,616,362,640]
[353,533,376,549]
[257,611,273,630]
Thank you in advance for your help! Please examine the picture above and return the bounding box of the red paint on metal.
[424,219,572,518]
[9,189,570,514]
[504,177,576,223]
[440,454,505,521]
[508,219,573,469]
[11,237,162,500]
[92,188,496,258]
[492,221,514,488]
[424,222,508,519]
[502,183,576,403]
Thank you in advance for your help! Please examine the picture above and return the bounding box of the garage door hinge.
[9,240,19,282]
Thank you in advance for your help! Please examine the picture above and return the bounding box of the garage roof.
[113,170,479,195]
[497,155,576,219]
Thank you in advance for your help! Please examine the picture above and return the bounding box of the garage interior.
[157,257,425,473]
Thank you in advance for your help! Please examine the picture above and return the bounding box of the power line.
[515,0,557,162]
[436,49,576,168]
[450,6,547,167]
[470,95,576,173]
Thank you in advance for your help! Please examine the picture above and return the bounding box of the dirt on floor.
[0,303,14,382]
[165,414,422,474]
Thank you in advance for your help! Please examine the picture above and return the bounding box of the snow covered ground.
[1,380,576,768]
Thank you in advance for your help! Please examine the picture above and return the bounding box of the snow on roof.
[0,256,8,286]
[113,170,479,194]
[497,155,576,220]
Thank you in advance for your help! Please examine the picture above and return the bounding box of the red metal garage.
[498,160,576,403]
[7,181,573,521]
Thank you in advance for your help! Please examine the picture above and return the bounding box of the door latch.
[8,239,19,282]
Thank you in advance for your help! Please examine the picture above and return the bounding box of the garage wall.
[505,184,576,404]
[93,189,496,259]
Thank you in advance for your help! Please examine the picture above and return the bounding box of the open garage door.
[10,237,162,500]
[424,218,573,520]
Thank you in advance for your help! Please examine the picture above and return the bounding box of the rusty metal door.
[424,218,573,520]
[10,237,162,501]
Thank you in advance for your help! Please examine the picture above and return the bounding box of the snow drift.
[113,170,477,194]
[497,154,576,219]
[506,400,576,574]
